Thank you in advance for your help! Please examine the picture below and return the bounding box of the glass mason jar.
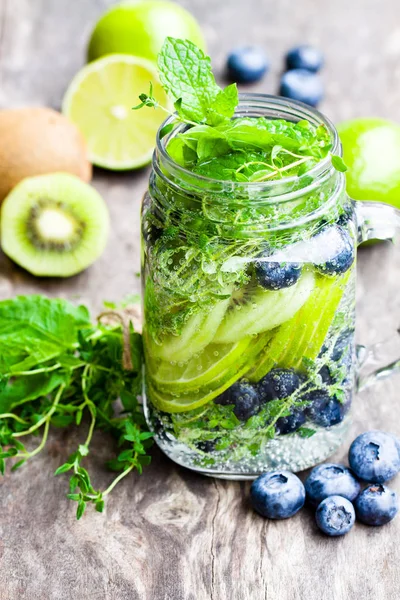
[141,95,400,479]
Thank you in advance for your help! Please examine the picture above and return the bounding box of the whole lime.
[337,118,400,210]
[87,1,205,63]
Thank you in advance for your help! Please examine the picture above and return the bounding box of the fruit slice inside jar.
[147,293,232,363]
[147,336,254,392]
[212,269,315,344]
[146,331,272,413]
[246,270,352,382]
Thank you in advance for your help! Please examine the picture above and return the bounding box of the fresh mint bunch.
[0,295,152,519]
[134,37,347,181]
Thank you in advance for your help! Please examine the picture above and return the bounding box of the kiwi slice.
[246,270,352,382]
[146,294,231,362]
[147,332,271,413]
[0,173,109,277]
[213,270,315,345]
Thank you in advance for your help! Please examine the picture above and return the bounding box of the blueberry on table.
[355,484,399,526]
[215,382,259,421]
[315,495,355,536]
[279,69,324,107]
[250,471,305,519]
[348,430,400,483]
[255,253,302,290]
[258,368,302,402]
[275,408,306,435]
[286,45,324,73]
[305,389,350,428]
[226,46,269,83]
[305,464,360,507]
[314,225,355,276]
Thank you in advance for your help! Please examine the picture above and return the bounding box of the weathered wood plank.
[1,1,400,599]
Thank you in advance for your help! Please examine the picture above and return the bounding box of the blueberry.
[227,46,269,83]
[348,430,400,483]
[315,495,355,536]
[355,484,399,526]
[286,45,324,73]
[196,440,218,453]
[314,225,355,276]
[318,365,334,385]
[275,408,306,435]
[279,69,324,107]
[305,464,360,507]
[259,369,302,402]
[255,253,302,290]
[305,389,350,428]
[215,382,259,421]
[331,329,354,362]
[250,471,305,519]
[389,433,400,458]
[337,201,355,226]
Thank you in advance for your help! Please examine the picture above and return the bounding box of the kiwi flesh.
[213,270,315,344]
[0,173,109,277]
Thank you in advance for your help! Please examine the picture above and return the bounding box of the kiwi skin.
[0,107,92,203]
[0,173,109,278]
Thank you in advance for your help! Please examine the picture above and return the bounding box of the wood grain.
[1,1,400,598]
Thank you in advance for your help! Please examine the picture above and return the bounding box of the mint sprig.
[157,37,238,125]
[134,37,347,179]
[0,295,152,519]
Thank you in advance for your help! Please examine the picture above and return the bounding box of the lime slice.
[147,332,272,413]
[147,336,254,392]
[147,294,231,362]
[87,1,205,63]
[213,269,315,344]
[62,55,169,170]
[246,271,352,382]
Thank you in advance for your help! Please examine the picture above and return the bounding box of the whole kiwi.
[0,107,92,202]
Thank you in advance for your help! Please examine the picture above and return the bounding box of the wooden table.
[1,1,400,598]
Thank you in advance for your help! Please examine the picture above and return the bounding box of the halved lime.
[62,54,169,170]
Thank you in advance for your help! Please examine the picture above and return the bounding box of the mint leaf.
[177,125,230,161]
[206,83,239,125]
[158,37,220,123]
[0,296,91,374]
[297,427,317,439]
[0,371,69,413]
[331,154,348,172]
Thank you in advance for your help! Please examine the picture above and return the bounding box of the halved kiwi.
[213,270,315,344]
[0,173,109,277]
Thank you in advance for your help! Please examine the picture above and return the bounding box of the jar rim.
[155,93,341,195]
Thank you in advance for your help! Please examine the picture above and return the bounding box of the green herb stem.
[0,413,28,425]
[103,463,136,497]
[6,362,62,377]
[12,383,66,439]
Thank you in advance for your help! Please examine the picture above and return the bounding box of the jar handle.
[355,200,400,390]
